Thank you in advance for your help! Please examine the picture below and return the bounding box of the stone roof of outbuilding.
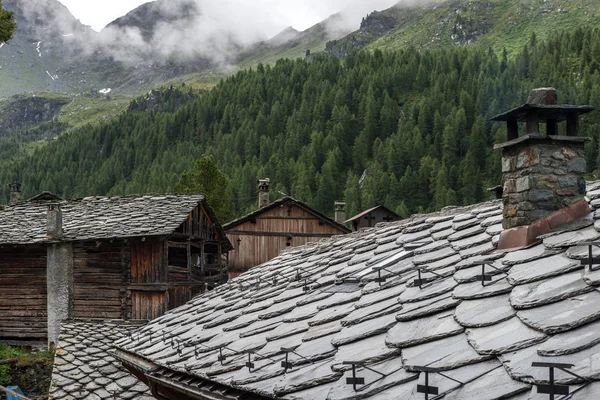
[50,319,153,400]
[0,194,229,246]
[345,205,399,223]
[114,181,600,399]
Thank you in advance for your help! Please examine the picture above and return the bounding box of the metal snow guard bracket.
[577,241,600,272]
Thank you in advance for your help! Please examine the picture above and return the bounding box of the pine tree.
[0,0,15,43]
[175,155,236,223]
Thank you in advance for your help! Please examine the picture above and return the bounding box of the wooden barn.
[224,181,350,278]
[346,205,400,231]
[0,185,231,346]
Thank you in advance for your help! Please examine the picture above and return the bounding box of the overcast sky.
[58,0,399,36]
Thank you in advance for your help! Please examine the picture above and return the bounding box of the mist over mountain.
[0,0,400,96]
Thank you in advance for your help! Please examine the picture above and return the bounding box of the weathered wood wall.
[73,241,129,319]
[226,204,345,275]
[0,245,47,341]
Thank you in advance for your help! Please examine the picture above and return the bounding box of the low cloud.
[16,0,402,66]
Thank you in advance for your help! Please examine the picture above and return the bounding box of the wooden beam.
[526,112,540,134]
[507,119,518,140]
[566,112,579,136]
[167,241,188,248]
[546,119,557,136]
[225,230,338,238]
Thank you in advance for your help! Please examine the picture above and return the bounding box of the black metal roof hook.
[577,241,600,272]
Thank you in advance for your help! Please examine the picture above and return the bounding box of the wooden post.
[186,241,192,282]
[200,243,205,272]
[546,119,557,136]
[566,113,579,136]
[507,119,518,140]
[526,112,540,134]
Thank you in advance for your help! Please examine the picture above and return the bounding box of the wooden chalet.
[0,185,231,346]
[224,183,350,278]
[346,205,400,231]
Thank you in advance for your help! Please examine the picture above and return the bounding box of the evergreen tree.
[0,0,14,43]
[175,155,236,223]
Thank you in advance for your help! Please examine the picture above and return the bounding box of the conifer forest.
[3,27,600,221]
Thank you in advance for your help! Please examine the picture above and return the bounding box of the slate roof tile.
[50,320,150,400]
[112,192,600,399]
[1,195,218,244]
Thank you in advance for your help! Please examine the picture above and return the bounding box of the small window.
[168,246,188,269]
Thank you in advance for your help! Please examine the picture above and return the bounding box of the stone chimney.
[9,182,21,205]
[258,178,270,208]
[45,203,73,347]
[334,201,346,225]
[492,87,594,234]
[47,204,63,238]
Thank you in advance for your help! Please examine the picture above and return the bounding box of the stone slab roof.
[0,194,218,244]
[114,181,600,399]
[50,319,153,400]
[345,205,399,223]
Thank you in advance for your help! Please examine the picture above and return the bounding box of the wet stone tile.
[331,333,401,372]
[274,360,343,396]
[543,226,600,250]
[450,232,492,251]
[341,297,403,327]
[302,320,343,342]
[414,359,501,398]
[402,333,492,371]
[454,260,508,283]
[399,277,457,303]
[538,319,600,356]
[499,343,600,384]
[386,311,463,348]
[507,253,581,285]
[331,314,397,346]
[443,363,530,400]
[412,240,450,255]
[510,270,593,309]
[355,282,406,308]
[454,294,515,328]
[466,317,547,355]
[308,303,355,326]
[517,291,600,334]
[412,246,457,266]
[289,334,337,365]
[448,223,484,240]
[432,227,455,240]
[452,275,512,300]
[326,358,417,400]
[501,244,562,266]
[396,294,460,322]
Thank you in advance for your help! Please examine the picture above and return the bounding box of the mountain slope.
[326,0,600,57]
[0,0,95,95]
[0,0,227,97]
[1,27,600,220]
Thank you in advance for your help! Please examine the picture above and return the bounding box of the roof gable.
[224,196,350,233]
[345,205,400,223]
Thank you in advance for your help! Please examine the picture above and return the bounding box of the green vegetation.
[330,0,600,57]
[0,345,54,396]
[1,27,600,221]
[176,154,236,223]
[0,0,14,43]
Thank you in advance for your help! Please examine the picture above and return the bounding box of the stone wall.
[502,141,586,229]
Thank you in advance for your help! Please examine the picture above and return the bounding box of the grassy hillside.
[327,0,600,56]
